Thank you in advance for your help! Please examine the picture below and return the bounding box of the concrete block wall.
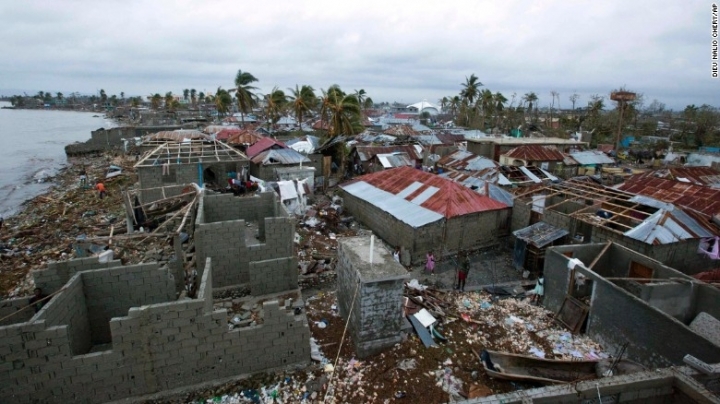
[0,260,310,404]
[510,201,532,233]
[138,162,243,203]
[543,246,720,369]
[81,263,176,345]
[0,297,34,326]
[443,210,507,251]
[249,257,298,295]
[36,274,92,356]
[195,192,295,292]
[195,219,246,286]
[36,257,121,294]
[274,166,316,190]
[336,237,409,358]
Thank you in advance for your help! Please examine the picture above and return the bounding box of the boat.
[478,349,645,385]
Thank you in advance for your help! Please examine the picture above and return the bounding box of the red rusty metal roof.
[225,127,263,145]
[626,166,720,187]
[350,166,508,217]
[246,136,286,158]
[384,125,418,137]
[502,145,565,161]
[617,177,720,217]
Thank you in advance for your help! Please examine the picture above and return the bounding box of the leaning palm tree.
[234,69,259,126]
[264,87,288,131]
[214,87,233,118]
[325,85,361,138]
[288,84,317,131]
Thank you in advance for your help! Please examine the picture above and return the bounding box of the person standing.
[457,256,470,291]
[28,288,49,313]
[425,250,435,275]
[530,273,545,305]
[95,180,106,199]
[393,246,401,263]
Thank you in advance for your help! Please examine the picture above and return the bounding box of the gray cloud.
[0,0,716,110]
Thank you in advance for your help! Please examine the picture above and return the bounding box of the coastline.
[0,115,133,298]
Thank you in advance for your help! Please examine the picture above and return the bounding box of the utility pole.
[610,91,636,152]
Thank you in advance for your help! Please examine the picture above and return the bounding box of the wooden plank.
[555,296,589,334]
[408,314,437,348]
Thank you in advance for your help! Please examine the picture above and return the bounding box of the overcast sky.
[0,1,716,110]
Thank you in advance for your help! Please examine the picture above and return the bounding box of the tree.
[214,87,233,118]
[263,87,288,129]
[56,92,63,105]
[120,92,125,104]
[449,96,461,120]
[234,69,259,126]
[321,85,361,137]
[190,89,197,107]
[493,92,508,129]
[569,92,580,111]
[549,90,559,130]
[460,74,482,104]
[523,92,538,124]
[198,91,205,104]
[150,93,162,110]
[183,89,190,102]
[288,84,317,131]
[479,89,494,130]
[363,97,374,111]
[164,92,174,110]
[131,97,140,108]
[99,89,107,105]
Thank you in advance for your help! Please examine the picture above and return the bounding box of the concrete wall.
[194,192,295,291]
[138,162,243,203]
[543,245,720,369]
[35,257,122,294]
[65,126,181,156]
[336,237,409,358]
[274,166,315,190]
[81,263,176,345]
[0,297,34,326]
[342,189,506,262]
[0,260,310,404]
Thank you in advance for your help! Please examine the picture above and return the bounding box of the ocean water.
[0,101,116,217]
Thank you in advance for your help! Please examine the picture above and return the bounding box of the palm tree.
[323,85,361,137]
[164,92,174,110]
[263,87,288,130]
[523,92,538,123]
[363,97,374,111]
[56,92,63,105]
[198,91,205,104]
[493,92,508,129]
[439,96,449,113]
[234,69,259,126]
[183,89,190,102]
[214,87,233,118]
[288,84,317,131]
[480,89,494,130]
[131,97,140,108]
[120,92,125,104]
[190,89,197,107]
[150,93,162,110]
[99,89,107,105]
[449,96,461,120]
[460,74,482,104]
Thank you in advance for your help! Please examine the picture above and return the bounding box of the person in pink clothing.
[425,250,436,275]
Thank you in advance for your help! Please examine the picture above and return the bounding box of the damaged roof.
[352,145,423,162]
[341,166,508,228]
[143,130,209,143]
[383,125,419,137]
[513,222,569,248]
[250,148,310,165]
[624,208,715,244]
[374,152,415,168]
[616,177,720,217]
[502,145,565,161]
[568,150,615,165]
[437,150,498,171]
[246,137,287,158]
[625,166,720,187]
[439,171,515,207]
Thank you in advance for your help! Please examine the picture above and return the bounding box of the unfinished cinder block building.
[194,191,297,294]
[0,257,309,404]
[543,242,720,369]
[336,236,409,358]
[135,140,248,203]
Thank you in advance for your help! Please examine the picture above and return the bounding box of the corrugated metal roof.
[226,129,263,146]
[627,166,720,187]
[246,137,286,158]
[513,222,569,248]
[341,181,444,227]
[503,145,565,161]
[569,150,615,165]
[251,148,310,165]
[204,125,239,135]
[617,177,720,217]
[341,166,508,223]
[353,145,423,162]
[383,125,419,136]
[437,150,498,171]
[376,153,415,168]
[624,209,714,244]
[439,171,515,207]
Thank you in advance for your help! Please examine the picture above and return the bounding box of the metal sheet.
[410,186,440,205]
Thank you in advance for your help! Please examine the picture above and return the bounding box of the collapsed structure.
[0,191,310,403]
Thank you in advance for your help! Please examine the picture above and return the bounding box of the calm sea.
[0,101,116,217]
